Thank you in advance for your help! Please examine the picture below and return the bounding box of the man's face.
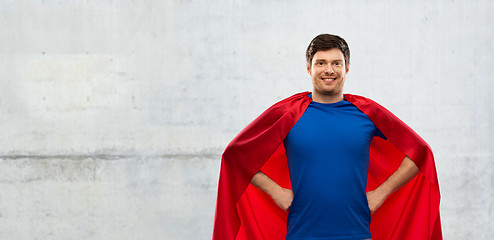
[308,48,349,98]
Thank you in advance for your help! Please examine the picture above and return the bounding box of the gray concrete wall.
[0,0,492,239]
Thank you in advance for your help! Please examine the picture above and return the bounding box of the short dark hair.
[306,34,350,69]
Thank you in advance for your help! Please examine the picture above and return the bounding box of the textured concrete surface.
[0,155,219,239]
[0,0,492,239]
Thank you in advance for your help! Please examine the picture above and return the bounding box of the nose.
[324,65,334,74]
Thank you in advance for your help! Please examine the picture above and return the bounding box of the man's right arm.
[250,171,294,211]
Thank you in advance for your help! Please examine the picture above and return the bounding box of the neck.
[311,91,344,104]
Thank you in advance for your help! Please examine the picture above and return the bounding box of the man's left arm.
[366,155,419,214]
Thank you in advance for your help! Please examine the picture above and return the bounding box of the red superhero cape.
[213,92,442,240]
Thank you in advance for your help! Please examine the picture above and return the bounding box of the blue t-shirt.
[283,95,385,240]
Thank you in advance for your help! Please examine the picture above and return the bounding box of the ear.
[345,64,350,74]
[307,64,312,75]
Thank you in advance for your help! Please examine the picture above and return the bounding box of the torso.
[283,96,384,240]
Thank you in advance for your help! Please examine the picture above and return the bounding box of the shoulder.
[266,92,311,113]
[344,93,377,104]
[277,92,311,104]
[344,93,387,111]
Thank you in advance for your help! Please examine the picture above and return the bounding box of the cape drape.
[213,92,442,240]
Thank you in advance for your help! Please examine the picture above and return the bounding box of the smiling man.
[213,34,442,240]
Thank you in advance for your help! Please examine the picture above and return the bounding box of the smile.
[321,77,337,82]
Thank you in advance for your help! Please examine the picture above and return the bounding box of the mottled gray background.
[0,1,492,239]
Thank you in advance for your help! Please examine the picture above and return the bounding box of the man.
[213,34,442,240]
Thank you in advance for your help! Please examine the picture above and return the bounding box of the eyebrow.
[314,59,344,62]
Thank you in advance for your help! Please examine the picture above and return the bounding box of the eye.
[334,62,341,66]
[317,62,324,66]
